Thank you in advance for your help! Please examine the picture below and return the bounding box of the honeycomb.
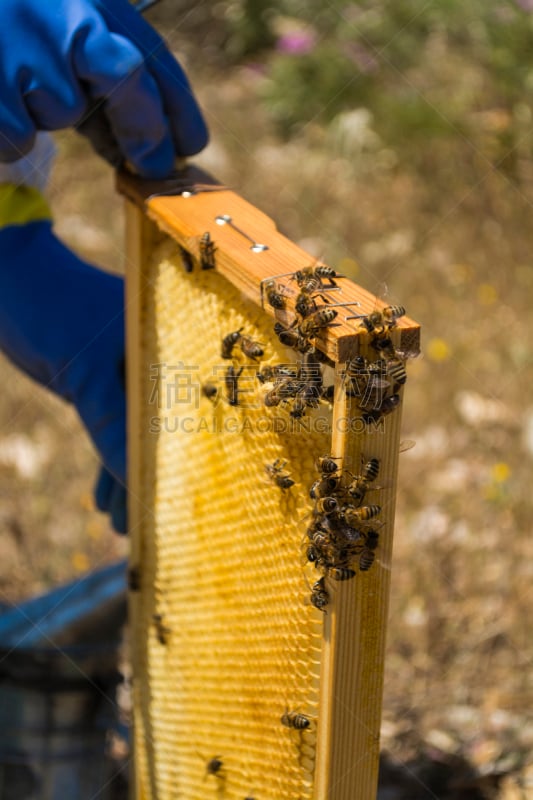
[132,238,336,800]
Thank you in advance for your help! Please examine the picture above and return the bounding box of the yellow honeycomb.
[132,238,335,800]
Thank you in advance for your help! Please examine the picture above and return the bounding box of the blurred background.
[2,1,533,797]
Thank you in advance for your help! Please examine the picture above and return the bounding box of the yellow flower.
[477,283,498,306]
[71,552,91,574]
[491,462,510,484]
[427,338,451,362]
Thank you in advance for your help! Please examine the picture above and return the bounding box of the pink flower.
[276,31,317,55]
[515,0,533,10]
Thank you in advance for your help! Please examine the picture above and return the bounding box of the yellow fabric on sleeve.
[0,184,52,228]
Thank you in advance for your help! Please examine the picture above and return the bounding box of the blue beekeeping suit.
[0,0,208,532]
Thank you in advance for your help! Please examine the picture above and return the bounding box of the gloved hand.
[0,0,208,177]
[0,218,127,532]
[95,467,127,535]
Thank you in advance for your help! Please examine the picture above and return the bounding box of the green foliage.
[223,0,277,59]
[263,43,377,136]
[223,0,533,168]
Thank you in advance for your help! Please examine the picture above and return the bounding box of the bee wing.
[399,439,416,453]
[366,376,391,391]
[366,480,393,492]
[395,346,421,361]
[375,281,390,305]
[375,553,392,571]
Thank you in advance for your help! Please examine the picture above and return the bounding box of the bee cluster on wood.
[257,265,344,420]
[342,303,416,423]
[262,266,416,423]
[256,265,417,612]
[305,455,382,612]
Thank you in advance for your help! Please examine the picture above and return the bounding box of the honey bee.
[359,547,376,572]
[295,291,319,318]
[256,364,298,384]
[205,756,224,777]
[344,359,392,409]
[299,308,338,339]
[178,245,194,273]
[315,265,343,282]
[309,476,340,500]
[353,305,406,335]
[298,348,323,389]
[281,378,308,398]
[263,279,286,309]
[342,504,381,526]
[363,457,380,482]
[365,529,380,549]
[239,334,264,361]
[274,322,312,353]
[344,355,386,383]
[346,457,380,504]
[315,455,340,475]
[199,232,216,269]
[281,711,311,730]
[225,365,244,406]
[370,333,396,360]
[263,387,282,407]
[383,305,406,324]
[221,328,244,359]
[314,509,339,532]
[256,365,274,385]
[310,577,329,612]
[306,543,321,565]
[294,264,342,289]
[288,395,306,419]
[265,458,294,489]
[315,496,339,515]
[362,393,400,424]
[359,549,375,571]
[306,539,334,573]
[338,527,363,548]
[293,269,323,295]
[153,613,171,645]
[328,567,356,581]
[386,358,407,387]
[363,311,389,335]
[263,376,303,408]
[359,529,380,571]
[307,529,330,551]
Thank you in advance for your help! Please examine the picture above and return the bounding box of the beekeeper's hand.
[0,0,208,177]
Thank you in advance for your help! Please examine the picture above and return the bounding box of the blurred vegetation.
[158,0,533,181]
[233,0,533,164]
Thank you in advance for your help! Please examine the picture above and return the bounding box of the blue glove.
[0,0,208,177]
[95,468,127,535]
[0,218,127,532]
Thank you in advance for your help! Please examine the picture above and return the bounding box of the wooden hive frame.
[118,166,420,800]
